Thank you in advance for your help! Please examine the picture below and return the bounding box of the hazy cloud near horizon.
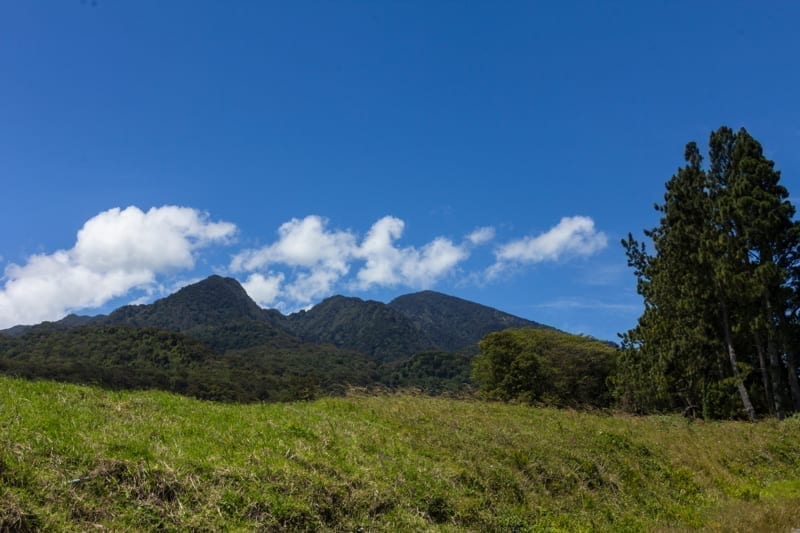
[0,206,608,327]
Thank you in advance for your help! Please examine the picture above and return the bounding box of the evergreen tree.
[619,127,800,419]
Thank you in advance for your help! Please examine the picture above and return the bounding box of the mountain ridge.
[284,295,437,360]
[389,290,547,353]
[0,276,607,403]
[1,276,551,359]
[98,275,269,330]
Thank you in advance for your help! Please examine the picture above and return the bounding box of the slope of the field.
[2,376,800,531]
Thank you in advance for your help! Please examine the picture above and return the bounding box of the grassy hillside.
[2,377,800,531]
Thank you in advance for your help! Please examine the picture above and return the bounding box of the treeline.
[0,326,378,402]
[0,326,480,403]
[618,126,800,419]
[0,324,614,407]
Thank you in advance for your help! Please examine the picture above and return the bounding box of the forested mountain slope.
[0,276,576,402]
[389,290,546,352]
[284,295,437,360]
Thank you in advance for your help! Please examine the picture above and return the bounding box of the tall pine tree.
[618,127,800,419]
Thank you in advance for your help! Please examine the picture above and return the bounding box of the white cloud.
[534,298,639,313]
[73,205,235,272]
[233,215,470,303]
[466,226,495,245]
[241,272,284,307]
[399,237,468,287]
[230,215,354,274]
[0,208,614,328]
[231,215,358,307]
[354,216,406,287]
[487,216,607,278]
[285,269,341,304]
[353,216,467,289]
[0,206,236,328]
[235,215,607,307]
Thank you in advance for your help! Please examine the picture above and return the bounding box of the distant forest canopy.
[0,281,556,403]
[617,126,800,420]
[3,127,800,420]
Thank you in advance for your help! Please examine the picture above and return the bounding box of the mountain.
[4,276,292,353]
[98,275,269,331]
[1,277,550,358]
[90,275,305,353]
[285,295,436,361]
[0,278,378,402]
[1,314,95,338]
[0,275,575,402]
[1,275,273,339]
[388,290,546,352]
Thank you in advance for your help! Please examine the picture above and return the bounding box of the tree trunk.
[763,296,785,419]
[777,313,800,413]
[721,300,757,421]
[753,331,774,415]
[766,333,785,419]
[785,350,800,412]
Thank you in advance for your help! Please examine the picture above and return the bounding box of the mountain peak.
[176,275,255,303]
[101,275,266,331]
[285,293,435,360]
[389,290,545,352]
[160,275,263,316]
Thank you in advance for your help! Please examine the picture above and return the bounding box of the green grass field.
[2,376,800,531]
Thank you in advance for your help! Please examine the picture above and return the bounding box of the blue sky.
[1,1,799,341]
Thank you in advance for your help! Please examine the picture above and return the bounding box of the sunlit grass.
[2,377,799,531]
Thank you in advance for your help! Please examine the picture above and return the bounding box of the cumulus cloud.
[241,272,284,307]
[0,206,236,328]
[73,206,234,272]
[285,268,343,304]
[233,215,608,308]
[230,216,354,274]
[466,226,495,245]
[354,216,406,288]
[233,215,470,305]
[354,217,468,289]
[231,215,357,307]
[487,216,607,278]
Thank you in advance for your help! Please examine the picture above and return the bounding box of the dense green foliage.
[0,326,376,402]
[285,295,436,360]
[472,328,617,407]
[389,290,545,353]
[3,376,800,531]
[181,320,298,353]
[619,127,800,419]
[0,326,215,390]
[378,350,473,394]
